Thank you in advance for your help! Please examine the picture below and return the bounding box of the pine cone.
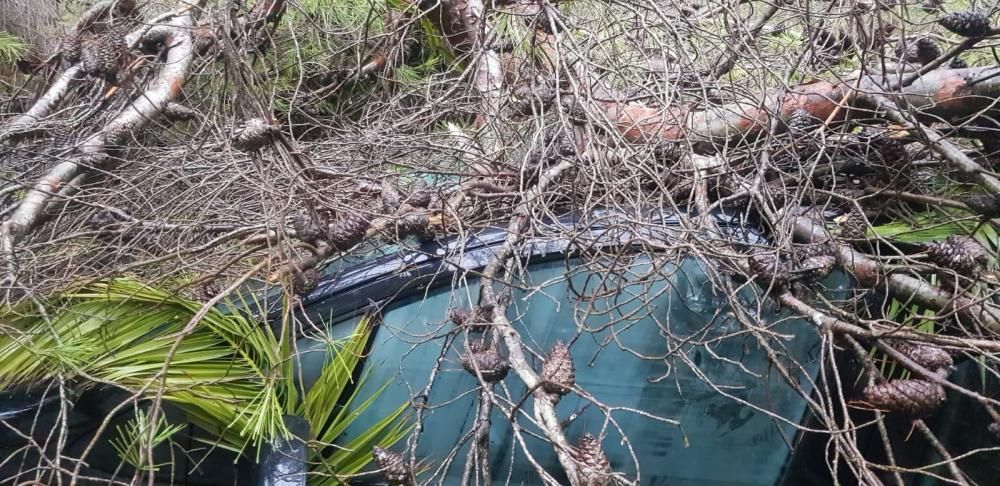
[811,28,853,64]
[291,211,326,245]
[192,26,218,57]
[86,29,125,82]
[60,32,82,63]
[381,182,402,213]
[394,213,432,241]
[794,254,836,282]
[292,268,320,296]
[87,209,124,229]
[700,87,721,105]
[749,254,789,291]
[939,11,993,38]
[372,446,412,486]
[103,123,132,146]
[163,103,199,122]
[52,126,75,148]
[652,142,683,163]
[889,340,953,372]
[327,213,371,251]
[860,128,909,169]
[190,282,221,302]
[572,434,612,486]
[406,181,433,208]
[795,242,834,259]
[949,56,969,69]
[853,0,875,15]
[895,37,942,65]
[447,307,471,326]
[786,109,819,137]
[461,341,510,383]
[838,211,869,240]
[925,235,988,276]
[541,341,575,397]
[863,379,946,417]
[79,34,119,81]
[113,0,138,16]
[957,194,1000,218]
[233,118,276,152]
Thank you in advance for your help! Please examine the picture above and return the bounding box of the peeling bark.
[602,67,1000,145]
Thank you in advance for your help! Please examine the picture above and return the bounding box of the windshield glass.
[297,255,851,484]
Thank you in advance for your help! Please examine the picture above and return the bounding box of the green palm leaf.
[0,279,408,475]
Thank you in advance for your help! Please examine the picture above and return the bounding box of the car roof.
[262,208,763,325]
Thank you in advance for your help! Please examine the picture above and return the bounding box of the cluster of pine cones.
[61,0,139,82]
[862,341,953,417]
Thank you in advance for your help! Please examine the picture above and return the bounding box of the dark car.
[1,210,996,485]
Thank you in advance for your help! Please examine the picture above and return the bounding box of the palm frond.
[0,279,408,475]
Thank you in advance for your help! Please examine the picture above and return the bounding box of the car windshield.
[294,255,851,484]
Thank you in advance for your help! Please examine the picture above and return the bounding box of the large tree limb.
[603,67,1000,145]
[0,8,197,286]
[0,0,124,142]
[0,66,83,142]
